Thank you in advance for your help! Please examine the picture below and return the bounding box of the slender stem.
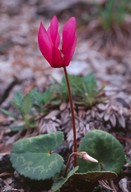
[63,67,77,166]
[64,152,79,176]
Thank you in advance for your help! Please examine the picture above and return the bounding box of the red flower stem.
[64,152,79,176]
[63,67,77,166]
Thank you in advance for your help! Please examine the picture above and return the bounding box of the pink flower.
[38,16,77,68]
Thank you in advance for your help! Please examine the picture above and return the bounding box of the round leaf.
[78,130,125,174]
[10,132,64,180]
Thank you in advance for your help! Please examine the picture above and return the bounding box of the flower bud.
[79,152,98,163]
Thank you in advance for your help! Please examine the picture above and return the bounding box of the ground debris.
[0,1,131,191]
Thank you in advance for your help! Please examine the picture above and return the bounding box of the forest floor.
[0,0,131,191]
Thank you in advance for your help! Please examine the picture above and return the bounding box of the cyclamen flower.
[38,16,77,68]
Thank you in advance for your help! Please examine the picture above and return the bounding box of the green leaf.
[21,93,32,116]
[52,166,79,191]
[25,119,36,129]
[12,92,23,111]
[30,88,54,110]
[54,73,102,106]
[42,87,54,104]
[83,73,97,105]
[74,171,117,182]
[100,0,127,29]
[54,75,83,101]
[53,78,68,101]
[68,75,83,96]
[10,132,64,180]
[0,108,17,119]
[12,92,33,117]
[10,124,26,132]
[78,130,125,174]
[30,89,44,106]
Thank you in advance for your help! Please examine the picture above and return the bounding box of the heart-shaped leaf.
[10,132,64,180]
[78,130,125,174]
[52,166,79,191]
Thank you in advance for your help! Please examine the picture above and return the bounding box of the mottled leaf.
[78,130,125,174]
[10,132,64,180]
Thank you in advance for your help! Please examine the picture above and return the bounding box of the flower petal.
[47,16,60,47]
[38,22,53,64]
[52,46,63,68]
[62,17,77,56]
[63,32,77,65]
[38,16,77,68]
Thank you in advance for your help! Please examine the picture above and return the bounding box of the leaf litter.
[0,0,131,191]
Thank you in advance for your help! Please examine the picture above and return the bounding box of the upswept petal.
[38,22,53,64]
[52,46,63,68]
[47,16,60,47]
[62,17,76,55]
[63,32,77,65]
[55,32,60,47]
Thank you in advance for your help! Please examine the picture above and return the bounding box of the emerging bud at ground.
[38,16,77,68]
[78,152,98,163]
